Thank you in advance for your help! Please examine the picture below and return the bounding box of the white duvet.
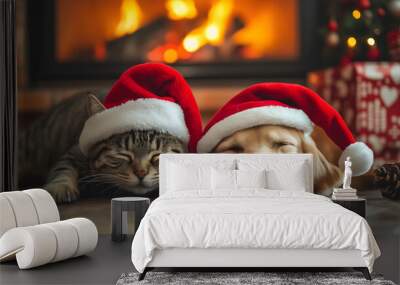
[131,190,380,273]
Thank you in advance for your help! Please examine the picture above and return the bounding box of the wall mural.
[18,63,380,204]
[4,1,400,282]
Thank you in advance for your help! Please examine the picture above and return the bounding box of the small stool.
[111,197,150,242]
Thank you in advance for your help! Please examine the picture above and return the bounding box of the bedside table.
[332,198,366,218]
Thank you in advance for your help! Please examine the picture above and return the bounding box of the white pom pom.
[339,142,374,176]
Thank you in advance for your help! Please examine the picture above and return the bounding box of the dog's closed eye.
[273,141,292,147]
[217,144,244,153]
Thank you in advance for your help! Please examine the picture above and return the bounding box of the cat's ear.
[87,93,106,116]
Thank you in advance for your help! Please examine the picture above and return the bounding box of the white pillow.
[265,165,307,191]
[167,163,211,191]
[238,159,310,192]
[165,158,236,170]
[236,169,267,189]
[212,168,236,190]
[211,169,267,190]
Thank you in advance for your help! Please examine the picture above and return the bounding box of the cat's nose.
[136,169,147,178]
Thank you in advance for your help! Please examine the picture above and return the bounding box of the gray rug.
[116,272,396,285]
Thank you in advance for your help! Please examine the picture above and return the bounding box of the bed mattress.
[131,190,380,273]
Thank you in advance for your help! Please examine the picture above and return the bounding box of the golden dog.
[212,125,343,195]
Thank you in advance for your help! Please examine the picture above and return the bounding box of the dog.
[212,124,343,195]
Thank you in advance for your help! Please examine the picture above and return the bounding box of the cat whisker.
[80,173,115,179]
[79,177,112,184]
[79,173,120,183]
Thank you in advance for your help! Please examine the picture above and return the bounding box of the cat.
[18,93,185,203]
[18,91,102,189]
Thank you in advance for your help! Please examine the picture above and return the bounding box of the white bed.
[131,154,380,280]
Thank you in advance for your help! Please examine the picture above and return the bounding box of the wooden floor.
[59,198,113,234]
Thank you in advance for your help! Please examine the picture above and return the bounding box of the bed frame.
[140,248,371,280]
[139,154,371,281]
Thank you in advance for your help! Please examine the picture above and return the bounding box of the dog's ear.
[310,126,342,165]
[301,135,342,195]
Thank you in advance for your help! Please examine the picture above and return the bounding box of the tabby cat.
[19,93,185,203]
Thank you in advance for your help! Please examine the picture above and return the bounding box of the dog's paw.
[44,182,80,204]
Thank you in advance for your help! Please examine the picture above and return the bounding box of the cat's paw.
[44,182,80,204]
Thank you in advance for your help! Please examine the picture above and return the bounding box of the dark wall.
[0,0,17,192]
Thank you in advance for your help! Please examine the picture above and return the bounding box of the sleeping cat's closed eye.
[106,158,126,168]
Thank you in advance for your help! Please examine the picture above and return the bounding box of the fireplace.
[28,0,320,83]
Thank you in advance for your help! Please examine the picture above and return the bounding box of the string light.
[352,9,362,19]
[366,37,375,46]
[347,36,357,48]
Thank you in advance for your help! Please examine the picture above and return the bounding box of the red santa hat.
[197,83,373,176]
[79,63,202,154]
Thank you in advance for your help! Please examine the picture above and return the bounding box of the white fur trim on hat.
[79,99,189,155]
[338,142,374,176]
[197,106,313,153]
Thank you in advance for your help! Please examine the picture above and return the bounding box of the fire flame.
[166,0,197,20]
[233,16,272,58]
[163,48,179,63]
[183,0,233,53]
[115,0,142,37]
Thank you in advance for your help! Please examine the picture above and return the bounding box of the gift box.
[387,28,400,62]
[308,62,400,165]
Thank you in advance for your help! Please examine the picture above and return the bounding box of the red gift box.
[387,28,400,61]
[308,62,400,165]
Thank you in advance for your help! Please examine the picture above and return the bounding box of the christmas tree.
[322,0,400,65]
